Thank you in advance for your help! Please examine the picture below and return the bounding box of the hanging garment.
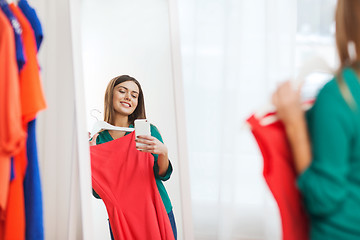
[18,0,43,51]
[247,114,309,240]
[0,6,26,238]
[3,146,27,240]
[0,0,26,71]
[0,7,26,225]
[10,158,15,181]
[90,132,175,240]
[16,2,45,239]
[3,5,47,240]
[24,119,44,240]
[9,3,46,125]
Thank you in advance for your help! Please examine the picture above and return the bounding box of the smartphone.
[134,119,150,147]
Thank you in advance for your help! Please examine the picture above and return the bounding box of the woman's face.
[112,80,139,117]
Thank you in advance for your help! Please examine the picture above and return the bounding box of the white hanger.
[89,121,134,139]
[252,56,333,126]
[88,109,134,139]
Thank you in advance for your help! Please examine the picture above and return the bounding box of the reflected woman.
[272,0,360,239]
[90,75,177,239]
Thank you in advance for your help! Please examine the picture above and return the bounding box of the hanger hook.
[90,109,101,121]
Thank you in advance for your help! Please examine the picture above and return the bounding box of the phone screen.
[135,119,150,147]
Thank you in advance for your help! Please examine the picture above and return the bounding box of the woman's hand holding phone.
[134,119,168,156]
[135,135,168,156]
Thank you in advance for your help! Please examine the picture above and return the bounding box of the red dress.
[247,114,309,240]
[90,132,174,240]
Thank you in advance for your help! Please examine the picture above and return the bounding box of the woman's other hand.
[89,133,99,146]
[272,81,304,126]
[272,81,311,174]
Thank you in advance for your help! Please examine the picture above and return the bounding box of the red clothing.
[247,114,309,240]
[9,4,46,125]
[0,7,26,230]
[3,5,47,240]
[90,132,174,240]
[4,148,27,240]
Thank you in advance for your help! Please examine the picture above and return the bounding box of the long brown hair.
[103,75,146,125]
[335,0,360,107]
[335,0,360,68]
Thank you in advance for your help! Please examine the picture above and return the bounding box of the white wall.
[81,0,187,239]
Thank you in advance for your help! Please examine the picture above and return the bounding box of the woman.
[90,75,177,239]
[272,0,360,239]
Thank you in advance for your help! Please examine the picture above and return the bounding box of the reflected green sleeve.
[151,124,173,181]
[297,81,351,216]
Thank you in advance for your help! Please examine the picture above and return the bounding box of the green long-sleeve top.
[93,124,173,213]
[298,68,360,240]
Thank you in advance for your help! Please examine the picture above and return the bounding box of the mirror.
[81,0,189,239]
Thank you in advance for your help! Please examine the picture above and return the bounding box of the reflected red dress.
[90,132,174,240]
[247,114,309,240]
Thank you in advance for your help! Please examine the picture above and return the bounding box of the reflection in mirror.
[81,0,187,239]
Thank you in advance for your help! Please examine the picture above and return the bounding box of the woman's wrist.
[284,116,307,137]
[284,116,312,174]
[158,151,168,158]
[158,144,168,157]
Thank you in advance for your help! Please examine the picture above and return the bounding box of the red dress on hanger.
[90,132,174,240]
[247,114,309,240]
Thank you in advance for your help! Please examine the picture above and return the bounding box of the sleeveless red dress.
[247,114,309,240]
[90,132,174,240]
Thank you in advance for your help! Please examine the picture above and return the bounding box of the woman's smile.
[120,101,131,108]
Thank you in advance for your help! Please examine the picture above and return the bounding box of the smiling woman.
[81,0,192,239]
[89,75,177,239]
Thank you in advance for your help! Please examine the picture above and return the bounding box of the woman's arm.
[272,81,312,174]
[135,135,170,176]
[283,117,312,174]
